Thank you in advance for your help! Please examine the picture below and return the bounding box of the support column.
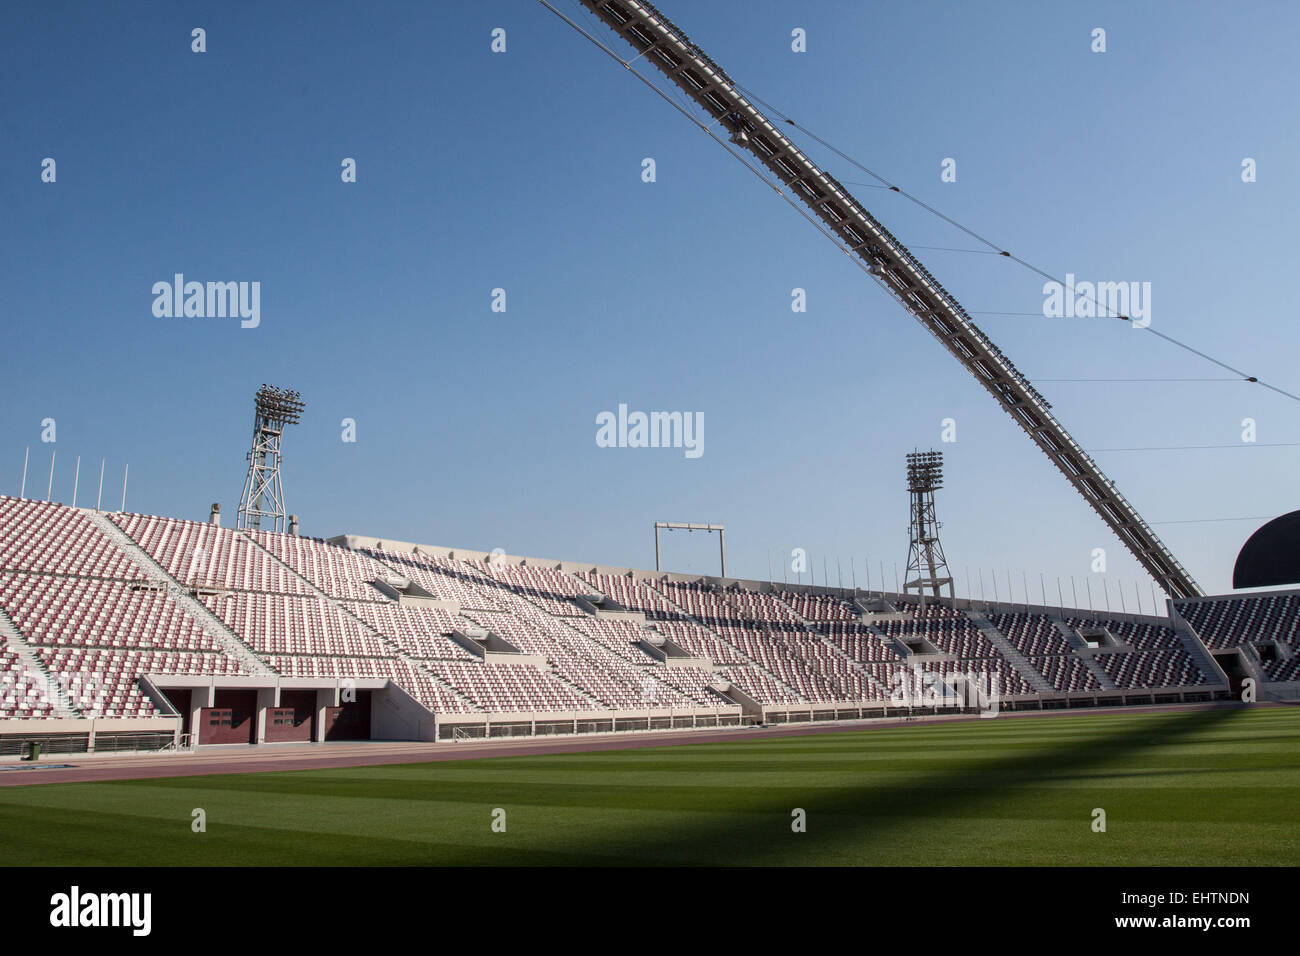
[191,684,214,745]
[255,687,278,744]
[314,686,338,742]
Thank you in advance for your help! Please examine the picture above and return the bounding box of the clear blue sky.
[2,0,1297,603]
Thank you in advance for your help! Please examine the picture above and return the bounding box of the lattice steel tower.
[904,450,954,608]
[237,385,305,533]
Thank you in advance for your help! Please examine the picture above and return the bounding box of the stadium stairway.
[711,675,764,716]
[758,615,859,699]
[249,535,481,712]
[242,532,327,598]
[968,614,1055,695]
[570,570,816,703]
[0,603,79,716]
[1166,607,1233,689]
[545,664,606,709]
[1051,618,1117,690]
[85,511,274,677]
[1237,642,1267,685]
[552,570,724,703]
[866,620,911,662]
[777,597,893,697]
[644,578,807,701]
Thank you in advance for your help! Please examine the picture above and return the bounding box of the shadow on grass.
[20,707,1256,866]
[543,706,1245,865]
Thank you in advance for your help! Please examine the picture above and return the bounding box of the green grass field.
[2,706,1297,866]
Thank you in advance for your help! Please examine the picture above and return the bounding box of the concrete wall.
[0,716,180,752]
[371,682,437,741]
[1261,681,1300,701]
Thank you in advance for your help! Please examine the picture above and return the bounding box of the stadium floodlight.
[237,384,306,533]
[906,450,945,493]
[904,450,954,609]
[252,384,306,427]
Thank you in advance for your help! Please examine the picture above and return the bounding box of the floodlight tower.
[904,450,954,609]
[236,384,305,533]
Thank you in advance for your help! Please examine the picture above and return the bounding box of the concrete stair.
[1235,643,1267,687]
[0,605,79,716]
[547,666,606,709]
[776,596,892,698]
[645,580,806,701]
[968,613,1054,694]
[1166,607,1231,688]
[250,534,482,712]
[863,621,909,662]
[84,511,275,677]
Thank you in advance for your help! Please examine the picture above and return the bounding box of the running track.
[0,700,1256,788]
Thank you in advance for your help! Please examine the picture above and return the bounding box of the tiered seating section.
[247,531,395,601]
[484,563,589,618]
[575,571,680,619]
[1097,649,1207,688]
[1176,594,1300,649]
[1065,617,1182,651]
[1174,594,1300,686]
[646,580,849,702]
[1030,653,1099,693]
[0,575,220,652]
[991,613,1072,656]
[344,601,475,661]
[1059,616,1207,688]
[0,573,238,718]
[0,642,58,717]
[204,592,390,657]
[359,549,496,608]
[356,552,717,712]
[990,612,1099,693]
[868,612,1033,695]
[4,495,1298,728]
[424,661,589,712]
[0,500,253,717]
[1,497,144,579]
[779,591,859,621]
[1265,655,1300,682]
[111,514,309,594]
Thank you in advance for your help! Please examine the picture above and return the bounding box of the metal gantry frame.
[570,0,1203,599]
[904,450,954,608]
[236,385,305,533]
[655,521,726,577]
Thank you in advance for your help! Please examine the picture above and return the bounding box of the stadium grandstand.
[1,1,1292,765]
[2,493,1296,755]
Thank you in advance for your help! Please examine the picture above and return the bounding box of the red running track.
[0,700,1249,788]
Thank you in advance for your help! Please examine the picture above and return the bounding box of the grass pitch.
[2,706,1296,866]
